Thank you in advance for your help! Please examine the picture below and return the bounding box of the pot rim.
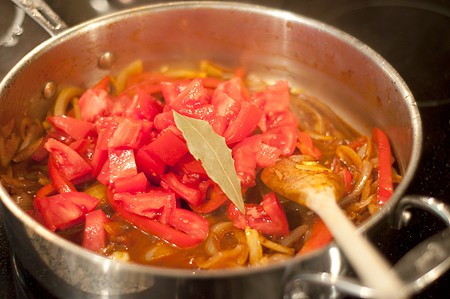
[0,1,422,279]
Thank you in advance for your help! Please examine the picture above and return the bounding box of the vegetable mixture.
[0,60,401,269]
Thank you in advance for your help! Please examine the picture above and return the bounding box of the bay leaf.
[173,111,245,214]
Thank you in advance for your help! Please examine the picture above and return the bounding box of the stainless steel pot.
[1,1,449,298]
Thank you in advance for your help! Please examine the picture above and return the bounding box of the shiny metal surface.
[0,2,424,298]
[11,0,68,36]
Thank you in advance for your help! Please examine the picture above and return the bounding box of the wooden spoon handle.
[305,188,408,299]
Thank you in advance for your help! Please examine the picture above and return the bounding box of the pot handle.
[284,195,450,299]
[11,0,67,37]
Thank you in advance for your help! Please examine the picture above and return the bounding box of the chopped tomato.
[135,149,166,183]
[172,154,208,179]
[108,149,137,182]
[109,193,206,248]
[171,78,209,109]
[48,155,77,193]
[168,208,209,240]
[114,172,148,193]
[78,89,112,122]
[82,209,110,252]
[228,192,289,236]
[47,115,95,140]
[223,101,262,145]
[34,192,99,231]
[143,128,188,166]
[213,77,247,103]
[262,126,298,156]
[161,172,205,206]
[108,118,152,149]
[372,127,394,205]
[232,135,281,181]
[257,80,291,113]
[113,189,175,221]
[122,90,162,120]
[45,138,92,181]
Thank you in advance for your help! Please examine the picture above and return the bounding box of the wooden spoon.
[261,157,408,299]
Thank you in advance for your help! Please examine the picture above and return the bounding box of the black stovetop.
[1,1,449,298]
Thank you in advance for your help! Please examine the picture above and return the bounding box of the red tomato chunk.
[37,74,299,250]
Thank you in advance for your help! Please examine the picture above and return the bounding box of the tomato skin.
[82,209,110,252]
[228,192,289,237]
[45,138,93,181]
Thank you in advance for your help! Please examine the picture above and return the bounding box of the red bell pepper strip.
[372,127,394,205]
[189,184,229,214]
[36,183,57,198]
[92,75,111,93]
[82,209,110,252]
[296,131,322,160]
[298,218,333,255]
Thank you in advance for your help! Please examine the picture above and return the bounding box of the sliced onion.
[340,160,373,206]
[259,235,295,255]
[280,224,309,247]
[245,227,262,266]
